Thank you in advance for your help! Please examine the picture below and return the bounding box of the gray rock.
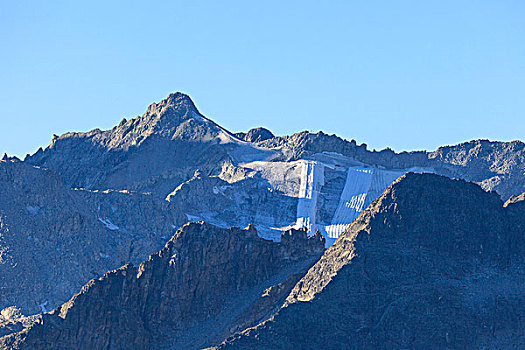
[1,92,524,348]
[215,174,525,349]
[235,128,275,143]
[0,223,324,349]
[0,159,185,318]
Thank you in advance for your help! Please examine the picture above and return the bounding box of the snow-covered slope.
[169,152,432,246]
[236,155,430,245]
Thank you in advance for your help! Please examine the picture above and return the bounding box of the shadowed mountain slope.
[0,223,324,350]
[2,174,523,349]
[215,173,525,349]
[26,92,269,197]
[0,159,186,318]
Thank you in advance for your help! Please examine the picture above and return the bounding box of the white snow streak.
[293,163,413,241]
[325,167,373,238]
[98,218,119,231]
[295,161,325,233]
[39,301,48,313]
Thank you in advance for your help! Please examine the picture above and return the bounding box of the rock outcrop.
[235,128,275,143]
[0,223,324,349]
[26,93,524,202]
[215,173,525,349]
[2,92,524,348]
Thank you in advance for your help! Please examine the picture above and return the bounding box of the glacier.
[240,153,432,246]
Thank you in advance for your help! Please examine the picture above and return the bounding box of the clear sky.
[1,1,524,158]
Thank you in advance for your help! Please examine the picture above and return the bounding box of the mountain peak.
[165,91,194,105]
[160,92,199,112]
[143,92,200,120]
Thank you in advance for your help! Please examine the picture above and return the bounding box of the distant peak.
[142,92,201,119]
[235,127,275,143]
[166,91,191,102]
[164,92,197,109]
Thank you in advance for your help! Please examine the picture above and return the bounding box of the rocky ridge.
[26,93,266,197]
[2,173,524,349]
[0,223,324,350]
[26,93,524,202]
[257,131,524,199]
[19,93,524,245]
[216,173,525,349]
[0,92,523,348]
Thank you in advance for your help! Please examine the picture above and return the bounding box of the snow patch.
[39,301,48,313]
[325,167,374,238]
[26,206,40,215]
[185,214,202,222]
[291,163,415,242]
[98,218,119,231]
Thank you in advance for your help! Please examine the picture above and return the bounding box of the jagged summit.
[25,92,253,192]
[163,92,201,113]
[23,92,524,199]
[2,92,525,348]
[165,91,196,104]
[143,91,203,124]
[33,92,210,153]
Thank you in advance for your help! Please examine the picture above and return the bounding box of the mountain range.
[0,92,523,348]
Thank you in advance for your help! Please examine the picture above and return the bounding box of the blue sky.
[1,1,524,157]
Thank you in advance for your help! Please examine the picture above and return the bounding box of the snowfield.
[181,149,433,246]
[98,218,120,231]
[242,155,433,245]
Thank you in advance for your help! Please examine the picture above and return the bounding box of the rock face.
[22,93,524,245]
[0,223,324,350]
[215,173,525,349]
[0,159,186,317]
[2,173,523,349]
[26,93,270,197]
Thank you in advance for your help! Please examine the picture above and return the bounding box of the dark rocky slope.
[0,223,324,349]
[216,173,525,349]
[0,159,185,317]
